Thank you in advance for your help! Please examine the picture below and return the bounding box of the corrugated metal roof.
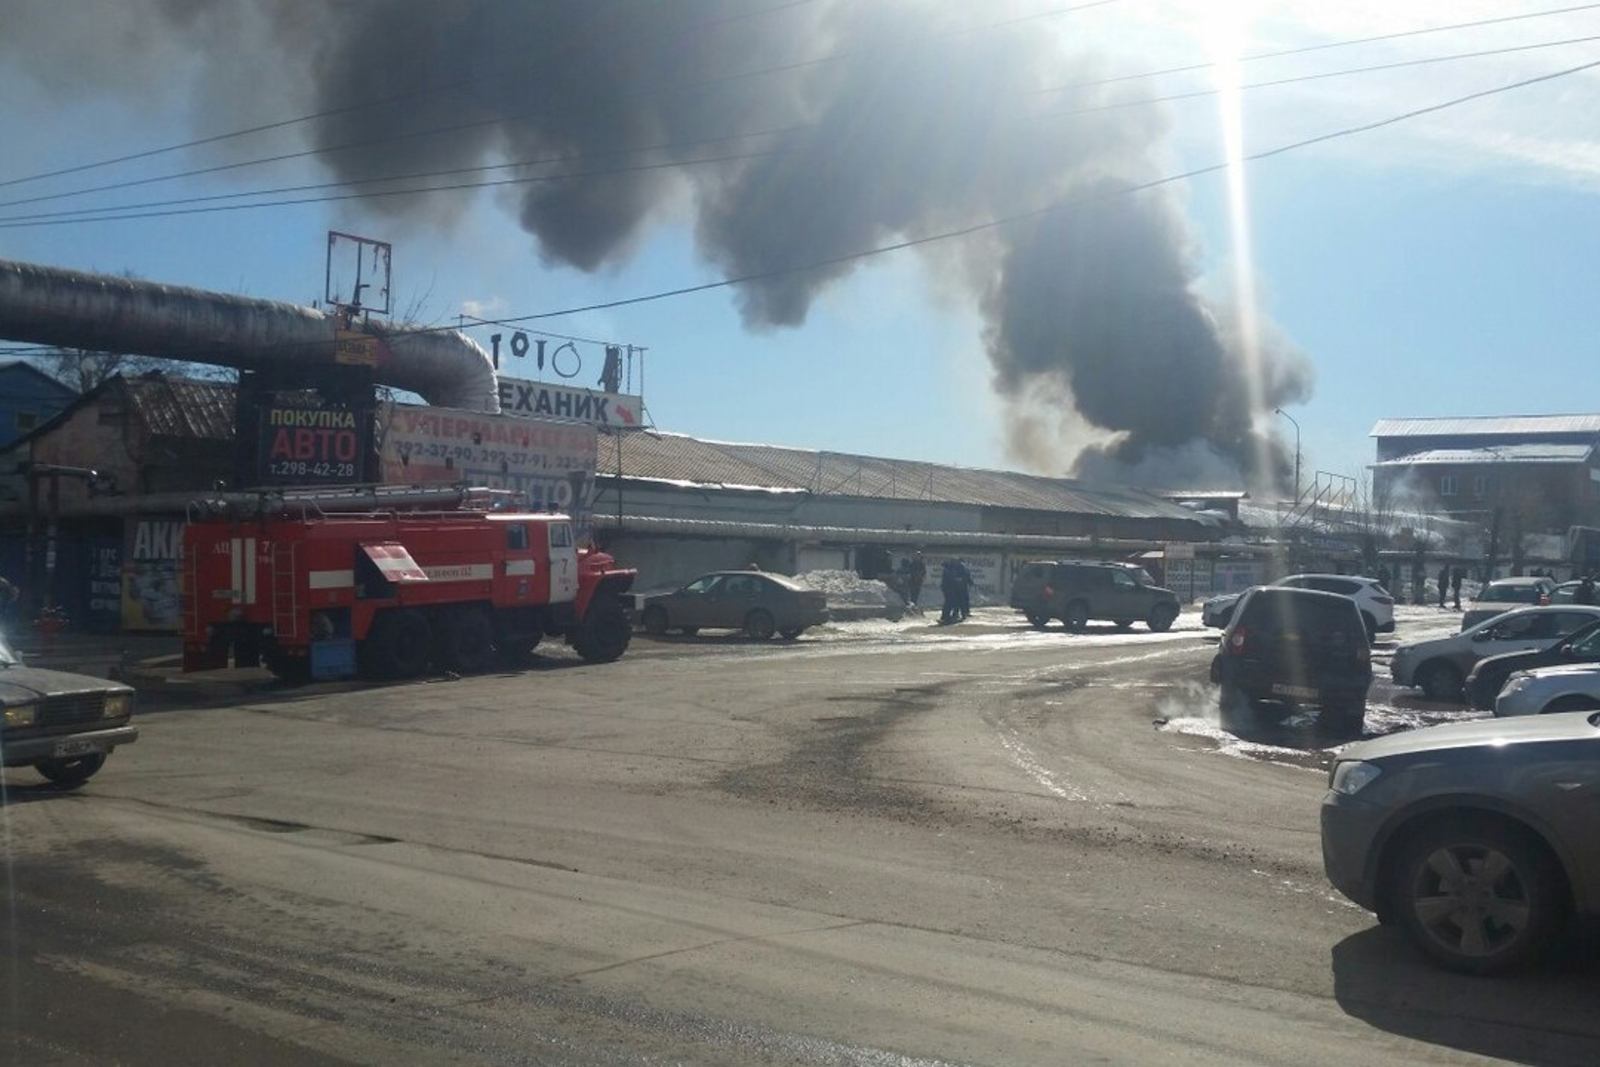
[1370,415,1600,438]
[124,375,235,440]
[1371,443,1596,466]
[602,431,1210,522]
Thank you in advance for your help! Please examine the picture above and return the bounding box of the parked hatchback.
[1009,560,1179,633]
[1392,605,1600,701]
[1461,576,1557,631]
[1210,587,1371,734]
[638,571,828,639]
[1494,663,1600,717]
[1322,712,1600,974]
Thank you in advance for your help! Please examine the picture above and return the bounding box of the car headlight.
[103,692,133,719]
[1329,760,1382,796]
[1501,672,1531,695]
[2,701,39,728]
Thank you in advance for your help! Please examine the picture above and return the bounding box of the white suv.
[1203,574,1394,637]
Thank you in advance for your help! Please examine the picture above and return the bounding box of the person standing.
[954,559,973,621]
[1451,566,1464,610]
[1376,564,1391,591]
[939,561,959,625]
[907,553,926,608]
[1437,564,1449,608]
[1577,575,1596,606]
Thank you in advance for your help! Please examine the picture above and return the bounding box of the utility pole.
[1274,407,1301,503]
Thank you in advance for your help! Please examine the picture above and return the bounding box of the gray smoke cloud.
[0,0,1312,490]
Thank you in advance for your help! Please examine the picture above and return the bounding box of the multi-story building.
[1370,415,1600,534]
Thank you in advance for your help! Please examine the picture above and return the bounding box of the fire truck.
[181,488,635,681]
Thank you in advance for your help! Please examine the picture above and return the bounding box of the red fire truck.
[181,490,635,681]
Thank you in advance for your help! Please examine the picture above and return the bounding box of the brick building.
[1370,415,1600,534]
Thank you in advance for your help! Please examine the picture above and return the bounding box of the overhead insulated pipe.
[0,258,499,413]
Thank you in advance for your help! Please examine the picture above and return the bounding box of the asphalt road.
[3,607,1598,1066]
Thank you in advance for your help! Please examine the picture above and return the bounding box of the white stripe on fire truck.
[230,538,243,602]
[308,569,356,590]
[504,559,536,576]
[244,537,257,604]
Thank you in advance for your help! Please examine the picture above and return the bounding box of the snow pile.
[793,569,907,609]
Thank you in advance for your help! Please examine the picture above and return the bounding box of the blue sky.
[3,0,1599,496]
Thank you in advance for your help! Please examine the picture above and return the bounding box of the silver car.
[1495,663,1600,717]
[1390,605,1600,701]
[1,630,138,786]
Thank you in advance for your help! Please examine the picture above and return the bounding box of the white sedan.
[1495,663,1600,717]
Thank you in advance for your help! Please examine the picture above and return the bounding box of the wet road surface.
[3,605,1596,1065]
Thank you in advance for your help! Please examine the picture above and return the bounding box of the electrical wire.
[0,0,825,192]
[8,31,1600,228]
[1041,0,1600,93]
[0,0,1121,212]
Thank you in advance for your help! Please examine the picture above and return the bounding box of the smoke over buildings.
[1,0,1312,490]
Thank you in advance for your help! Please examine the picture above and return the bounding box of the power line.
[1041,1,1600,93]
[0,0,825,192]
[1038,32,1600,120]
[463,56,1600,330]
[0,1,1121,212]
[8,30,1598,229]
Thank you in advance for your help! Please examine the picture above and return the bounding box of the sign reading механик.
[496,377,641,430]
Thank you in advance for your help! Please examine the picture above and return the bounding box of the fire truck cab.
[182,499,635,681]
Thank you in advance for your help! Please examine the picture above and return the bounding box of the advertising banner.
[496,377,643,430]
[258,400,371,486]
[378,404,599,522]
[123,517,183,631]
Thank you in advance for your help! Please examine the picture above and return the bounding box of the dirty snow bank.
[793,569,907,610]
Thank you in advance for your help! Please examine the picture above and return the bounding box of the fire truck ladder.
[271,541,300,641]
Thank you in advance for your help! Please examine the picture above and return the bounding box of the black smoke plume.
[0,0,1312,490]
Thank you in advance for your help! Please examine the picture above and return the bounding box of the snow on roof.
[1370,415,1600,438]
[1370,443,1596,466]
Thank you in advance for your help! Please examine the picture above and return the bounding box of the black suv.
[1210,586,1371,733]
[1464,618,1600,710]
[1009,560,1179,633]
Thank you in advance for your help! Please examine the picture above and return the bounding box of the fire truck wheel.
[441,608,496,674]
[363,609,432,679]
[574,600,631,663]
[263,647,311,685]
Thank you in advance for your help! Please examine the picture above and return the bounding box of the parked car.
[1210,587,1371,734]
[1,630,138,787]
[1391,605,1600,702]
[638,571,828,639]
[1494,663,1600,717]
[1322,712,1600,974]
[1464,619,1600,710]
[1202,573,1394,637]
[1460,576,1557,631]
[1009,560,1179,632]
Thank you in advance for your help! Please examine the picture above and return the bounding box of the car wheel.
[779,626,805,640]
[641,606,668,636]
[744,609,776,640]
[1361,612,1378,644]
[1063,601,1090,632]
[1147,604,1177,633]
[36,753,107,788]
[1393,820,1563,975]
[681,626,699,636]
[1025,610,1051,629]
[1417,660,1463,702]
[1541,694,1600,714]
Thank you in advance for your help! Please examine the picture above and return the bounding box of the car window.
[505,523,528,551]
[549,522,573,548]
[724,576,760,597]
[683,576,719,594]
[1242,592,1360,636]
[1555,612,1598,636]
[1488,613,1557,640]
[1570,626,1600,656]
[1112,571,1136,588]
[1479,583,1540,603]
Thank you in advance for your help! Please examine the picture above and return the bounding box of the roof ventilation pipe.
[0,259,499,413]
